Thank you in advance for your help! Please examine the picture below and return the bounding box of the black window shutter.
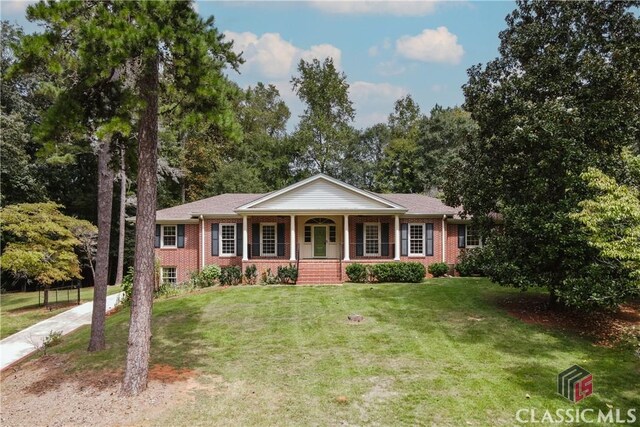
[355,223,364,256]
[155,224,161,248]
[211,223,219,256]
[177,224,185,248]
[252,223,260,258]
[458,224,466,248]
[236,223,243,257]
[425,223,434,256]
[381,222,389,256]
[400,223,408,256]
[277,223,285,257]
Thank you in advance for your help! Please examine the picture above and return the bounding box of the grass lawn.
[0,285,122,339]
[42,279,639,425]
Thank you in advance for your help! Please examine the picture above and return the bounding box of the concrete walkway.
[0,292,123,371]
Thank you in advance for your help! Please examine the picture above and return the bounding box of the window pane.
[365,224,379,255]
[467,226,480,246]
[409,224,424,255]
[304,226,311,243]
[329,226,336,242]
[262,225,276,255]
[163,226,176,246]
[221,224,236,254]
[162,267,177,284]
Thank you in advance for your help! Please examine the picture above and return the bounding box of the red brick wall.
[398,217,445,270]
[348,215,395,260]
[247,216,291,260]
[154,224,200,283]
[446,223,463,267]
[155,217,464,283]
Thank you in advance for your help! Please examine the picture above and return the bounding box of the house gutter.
[200,215,205,271]
[442,215,446,263]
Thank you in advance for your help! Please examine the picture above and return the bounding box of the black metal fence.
[38,282,81,308]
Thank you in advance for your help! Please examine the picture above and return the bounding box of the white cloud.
[375,60,406,76]
[310,0,439,17]
[368,45,379,57]
[349,81,408,128]
[1,0,35,15]
[396,26,464,64]
[300,44,342,68]
[224,31,341,79]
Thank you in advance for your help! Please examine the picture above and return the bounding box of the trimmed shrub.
[244,264,258,285]
[276,264,298,284]
[220,265,242,286]
[428,262,449,278]
[456,248,485,277]
[371,262,426,283]
[260,268,278,285]
[189,264,221,288]
[345,263,369,283]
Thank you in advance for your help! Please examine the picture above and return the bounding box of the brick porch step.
[297,260,342,284]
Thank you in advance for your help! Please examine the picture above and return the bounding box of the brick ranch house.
[153,174,480,284]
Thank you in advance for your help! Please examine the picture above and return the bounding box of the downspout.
[200,215,205,271]
[442,215,447,263]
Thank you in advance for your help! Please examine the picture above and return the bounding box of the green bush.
[345,263,369,283]
[244,264,258,285]
[276,264,298,285]
[220,265,242,286]
[189,264,221,288]
[456,248,485,277]
[428,262,449,277]
[371,262,426,283]
[260,268,278,285]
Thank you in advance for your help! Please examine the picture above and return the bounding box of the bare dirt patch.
[0,355,200,427]
[495,293,640,347]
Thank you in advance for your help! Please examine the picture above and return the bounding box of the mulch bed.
[494,293,640,347]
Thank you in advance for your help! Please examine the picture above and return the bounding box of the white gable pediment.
[236,174,405,213]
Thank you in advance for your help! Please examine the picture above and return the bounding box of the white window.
[364,223,380,256]
[161,267,177,285]
[220,224,236,256]
[161,225,176,248]
[466,225,481,247]
[409,224,425,256]
[261,223,276,256]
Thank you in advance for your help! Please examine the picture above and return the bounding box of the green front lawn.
[0,285,122,339]
[49,279,638,425]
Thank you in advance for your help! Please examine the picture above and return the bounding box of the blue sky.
[1,0,517,129]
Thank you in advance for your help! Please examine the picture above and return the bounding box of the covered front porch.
[241,214,401,262]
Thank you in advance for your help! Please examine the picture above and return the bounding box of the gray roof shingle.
[154,192,459,220]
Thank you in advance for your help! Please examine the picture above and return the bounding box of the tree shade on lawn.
[43,279,639,426]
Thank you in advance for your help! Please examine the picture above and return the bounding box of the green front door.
[313,226,327,257]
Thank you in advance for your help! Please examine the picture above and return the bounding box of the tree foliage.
[572,153,640,285]
[291,57,355,177]
[445,0,640,308]
[0,203,95,286]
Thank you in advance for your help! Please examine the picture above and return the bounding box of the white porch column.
[394,215,401,261]
[289,215,296,261]
[242,215,249,261]
[343,214,350,261]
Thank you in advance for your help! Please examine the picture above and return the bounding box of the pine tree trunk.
[122,54,159,397]
[88,138,114,352]
[114,143,127,285]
